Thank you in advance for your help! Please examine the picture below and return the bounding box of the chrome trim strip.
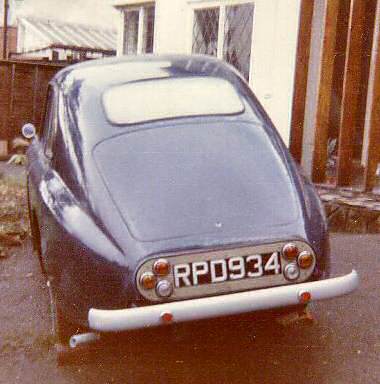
[89,270,359,332]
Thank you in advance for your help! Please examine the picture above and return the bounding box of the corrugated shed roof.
[19,17,117,52]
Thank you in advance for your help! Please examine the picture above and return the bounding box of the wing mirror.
[21,123,36,139]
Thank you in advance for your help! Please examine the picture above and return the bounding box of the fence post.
[32,65,40,123]
[364,0,380,191]
[311,0,340,183]
[7,62,15,141]
[336,0,366,186]
[289,0,314,164]
[2,0,9,59]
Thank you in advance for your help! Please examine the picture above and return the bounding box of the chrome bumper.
[88,270,359,333]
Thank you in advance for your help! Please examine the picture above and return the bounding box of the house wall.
[115,0,301,144]
[154,0,188,54]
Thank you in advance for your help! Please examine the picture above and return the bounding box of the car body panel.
[93,120,301,242]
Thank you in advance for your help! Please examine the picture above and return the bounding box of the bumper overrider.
[88,270,358,333]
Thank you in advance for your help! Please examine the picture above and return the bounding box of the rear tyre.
[28,209,47,276]
[47,282,84,365]
[27,178,48,275]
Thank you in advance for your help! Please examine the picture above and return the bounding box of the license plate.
[173,252,281,288]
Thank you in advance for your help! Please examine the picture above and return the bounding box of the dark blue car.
[25,55,358,360]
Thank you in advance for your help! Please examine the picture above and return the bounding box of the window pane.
[143,6,155,53]
[192,8,219,56]
[123,10,139,55]
[103,77,244,125]
[223,3,254,80]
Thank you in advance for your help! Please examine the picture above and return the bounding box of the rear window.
[102,77,244,125]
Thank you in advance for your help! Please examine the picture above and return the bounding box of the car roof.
[52,54,245,90]
[51,54,262,147]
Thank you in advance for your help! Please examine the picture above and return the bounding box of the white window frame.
[121,3,155,55]
[187,0,255,82]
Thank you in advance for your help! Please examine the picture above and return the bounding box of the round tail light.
[156,280,173,298]
[282,243,299,260]
[284,263,300,281]
[153,259,171,276]
[298,251,314,269]
[140,272,156,290]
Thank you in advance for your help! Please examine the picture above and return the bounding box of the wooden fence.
[290,0,380,192]
[0,60,65,146]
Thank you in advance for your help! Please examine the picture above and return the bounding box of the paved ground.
[0,232,378,384]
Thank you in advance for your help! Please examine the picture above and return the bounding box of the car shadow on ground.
[55,313,325,384]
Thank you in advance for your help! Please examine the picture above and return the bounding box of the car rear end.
[61,55,358,347]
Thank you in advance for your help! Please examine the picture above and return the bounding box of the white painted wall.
[154,0,189,54]
[252,0,300,144]
[114,0,301,145]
